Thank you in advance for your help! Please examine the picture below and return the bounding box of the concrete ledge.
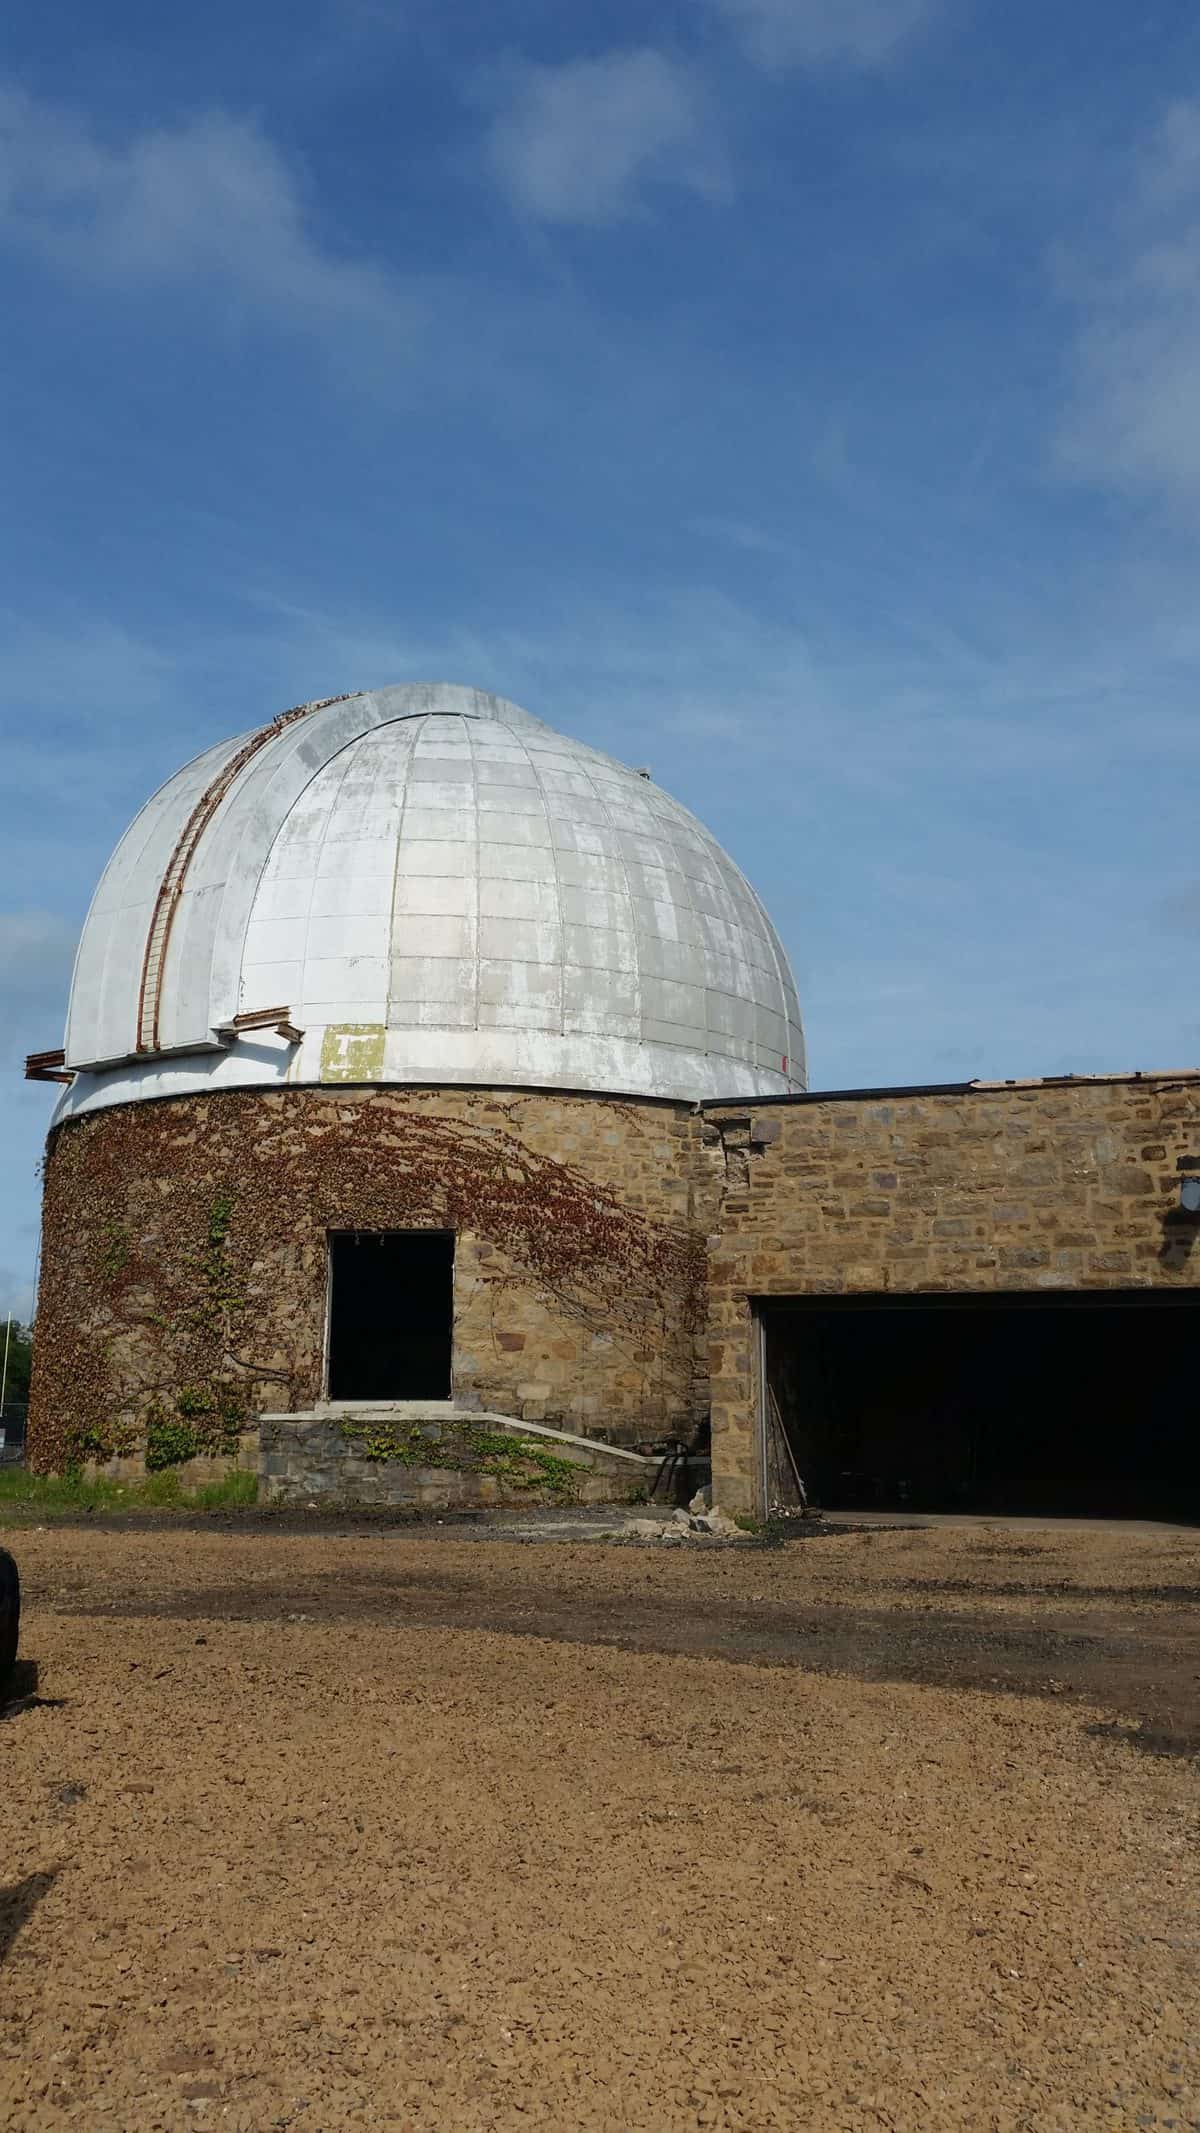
[263,1406,657,1469]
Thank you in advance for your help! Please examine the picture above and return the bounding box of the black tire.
[0,1547,19,1693]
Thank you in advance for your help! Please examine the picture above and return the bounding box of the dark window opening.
[762,1290,1200,1521]
[327,1231,453,1401]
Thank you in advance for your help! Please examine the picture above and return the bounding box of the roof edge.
[702,1068,1200,1110]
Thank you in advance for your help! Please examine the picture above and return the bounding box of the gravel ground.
[1,1519,1197,2132]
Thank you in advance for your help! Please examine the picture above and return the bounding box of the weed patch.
[0,1466,258,1523]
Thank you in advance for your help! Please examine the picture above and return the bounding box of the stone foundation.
[30,1083,718,1475]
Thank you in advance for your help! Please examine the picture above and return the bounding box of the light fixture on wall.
[1181,1176,1200,1215]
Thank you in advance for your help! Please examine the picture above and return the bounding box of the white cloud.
[710,0,941,71]
[481,50,724,225]
[1059,99,1200,507]
[0,85,417,344]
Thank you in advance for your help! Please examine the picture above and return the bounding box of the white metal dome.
[55,683,806,1117]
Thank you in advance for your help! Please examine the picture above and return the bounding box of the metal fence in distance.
[0,1403,28,1464]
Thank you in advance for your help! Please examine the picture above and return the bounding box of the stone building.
[26,682,1200,1518]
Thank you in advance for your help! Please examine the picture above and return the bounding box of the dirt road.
[2,1519,1197,2130]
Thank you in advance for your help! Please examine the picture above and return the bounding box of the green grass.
[0,1465,258,1523]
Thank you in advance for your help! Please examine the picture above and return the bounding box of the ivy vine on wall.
[336,1415,585,1501]
[29,1085,715,1473]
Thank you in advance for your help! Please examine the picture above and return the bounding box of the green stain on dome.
[320,1024,386,1083]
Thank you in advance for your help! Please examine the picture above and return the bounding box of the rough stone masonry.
[29,1083,720,1479]
[27,1069,1200,1513]
[703,1072,1200,1511]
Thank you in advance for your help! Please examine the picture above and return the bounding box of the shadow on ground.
[0,1870,58,1967]
[1,1660,68,1722]
[49,1566,1200,1747]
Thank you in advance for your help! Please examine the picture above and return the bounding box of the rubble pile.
[623,1492,751,1543]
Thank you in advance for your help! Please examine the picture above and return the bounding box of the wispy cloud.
[479,50,725,225]
[710,0,942,71]
[0,85,419,344]
[237,573,1200,797]
[687,514,793,557]
[1059,98,1200,508]
[0,615,183,834]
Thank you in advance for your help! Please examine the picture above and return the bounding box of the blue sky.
[4,0,1200,1314]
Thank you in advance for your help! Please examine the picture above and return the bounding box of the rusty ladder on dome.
[131,691,351,1057]
[23,696,344,1085]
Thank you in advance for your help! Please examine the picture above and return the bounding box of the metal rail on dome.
[24,1049,73,1085]
[134,693,351,1057]
[213,1007,304,1046]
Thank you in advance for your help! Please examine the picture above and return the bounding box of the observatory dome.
[56,683,805,1117]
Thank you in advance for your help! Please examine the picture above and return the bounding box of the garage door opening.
[761,1291,1200,1520]
[327,1231,454,1401]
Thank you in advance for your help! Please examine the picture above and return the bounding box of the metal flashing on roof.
[701,1068,1200,1110]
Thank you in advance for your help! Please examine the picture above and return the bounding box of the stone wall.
[704,1075,1200,1512]
[82,1433,260,1492]
[37,1068,1199,1511]
[259,1410,652,1509]
[29,1084,721,1475]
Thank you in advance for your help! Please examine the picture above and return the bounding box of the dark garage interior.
[327,1230,454,1401]
[762,1290,1200,1520]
